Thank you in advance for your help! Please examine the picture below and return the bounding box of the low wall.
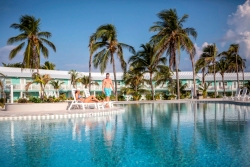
[5,102,70,112]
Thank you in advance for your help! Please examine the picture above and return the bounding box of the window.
[117,81,120,86]
[224,82,228,86]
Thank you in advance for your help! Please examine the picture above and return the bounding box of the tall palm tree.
[0,73,6,101]
[220,45,246,87]
[228,44,240,87]
[128,43,167,100]
[41,61,56,70]
[189,49,197,97]
[7,15,56,72]
[68,70,80,88]
[200,44,218,96]
[215,58,228,96]
[88,34,97,92]
[92,24,135,100]
[50,80,65,97]
[150,9,197,99]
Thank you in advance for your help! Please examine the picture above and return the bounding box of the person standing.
[102,73,114,107]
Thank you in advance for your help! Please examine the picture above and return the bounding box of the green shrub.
[47,97,54,103]
[18,98,28,103]
[146,94,153,100]
[118,94,125,101]
[110,94,115,101]
[28,96,42,103]
[165,94,176,100]
[59,94,66,101]
[132,92,141,101]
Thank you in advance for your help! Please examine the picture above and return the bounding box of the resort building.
[0,67,249,101]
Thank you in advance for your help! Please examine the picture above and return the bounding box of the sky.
[0,0,250,73]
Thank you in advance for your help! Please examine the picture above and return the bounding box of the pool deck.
[0,98,249,120]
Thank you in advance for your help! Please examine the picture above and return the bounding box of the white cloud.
[194,42,209,61]
[222,0,250,60]
[0,45,23,65]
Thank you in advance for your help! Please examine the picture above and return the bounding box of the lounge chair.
[230,88,242,100]
[240,87,248,101]
[83,89,115,108]
[68,89,104,110]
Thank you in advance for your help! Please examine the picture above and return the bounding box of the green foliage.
[225,92,232,97]
[59,94,67,101]
[118,94,125,101]
[28,96,42,103]
[146,94,153,100]
[132,92,141,101]
[110,94,116,101]
[18,98,28,103]
[0,98,4,108]
[165,94,176,100]
[47,97,54,103]
[96,94,106,101]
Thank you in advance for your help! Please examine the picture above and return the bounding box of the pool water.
[0,102,250,167]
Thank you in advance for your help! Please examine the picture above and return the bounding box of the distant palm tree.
[195,57,208,85]
[2,62,23,68]
[228,44,240,87]
[215,58,229,96]
[128,43,167,100]
[92,24,135,100]
[26,73,52,100]
[0,73,6,102]
[41,61,56,70]
[68,70,80,88]
[79,75,99,89]
[150,9,197,99]
[7,15,56,72]
[153,65,172,87]
[200,44,218,96]
[50,80,65,97]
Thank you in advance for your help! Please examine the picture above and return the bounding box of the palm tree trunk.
[202,68,205,85]
[236,52,239,88]
[150,73,155,100]
[213,60,217,96]
[176,64,180,99]
[111,54,118,101]
[222,74,225,96]
[242,64,245,84]
[89,54,92,93]
[191,59,197,97]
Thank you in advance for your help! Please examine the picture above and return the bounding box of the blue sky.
[1,0,250,72]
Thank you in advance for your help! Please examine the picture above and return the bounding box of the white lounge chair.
[83,89,115,108]
[240,87,248,101]
[231,88,242,101]
[68,89,104,110]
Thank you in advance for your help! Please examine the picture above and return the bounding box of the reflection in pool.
[0,102,250,166]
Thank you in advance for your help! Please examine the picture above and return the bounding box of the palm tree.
[79,75,99,89]
[200,44,218,96]
[2,62,23,68]
[26,73,52,100]
[153,65,172,87]
[92,24,135,100]
[150,9,197,99]
[88,34,97,92]
[215,58,229,96]
[7,15,56,72]
[41,61,56,70]
[220,45,246,87]
[128,43,167,100]
[68,70,80,88]
[122,68,149,100]
[0,73,6,101]
[195,57,208,85]
[50,80,65,97]
[228,44,240,87]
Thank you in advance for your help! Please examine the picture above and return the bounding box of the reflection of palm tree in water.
[103,116,115,147]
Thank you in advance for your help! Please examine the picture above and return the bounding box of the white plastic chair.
[231,88,242,101]
[83,89,115,108]
[240,87,248,101]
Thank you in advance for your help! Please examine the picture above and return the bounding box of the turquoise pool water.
[0,102,250,167]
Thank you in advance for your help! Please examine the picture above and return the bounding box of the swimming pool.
[0,102,249,166]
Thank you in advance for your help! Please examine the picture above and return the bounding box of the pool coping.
[0,99,249,120]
